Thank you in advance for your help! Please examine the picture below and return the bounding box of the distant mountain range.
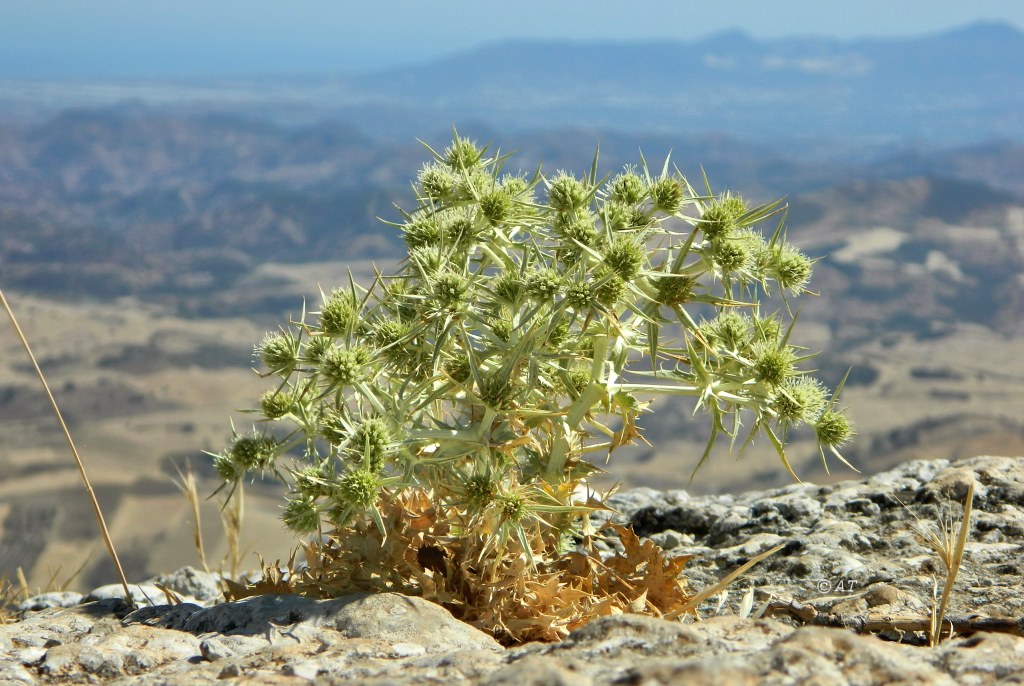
[354,21,1024,148]
[1,22,1021,153]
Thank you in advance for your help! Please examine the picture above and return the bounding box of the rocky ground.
[3,455,1024,685]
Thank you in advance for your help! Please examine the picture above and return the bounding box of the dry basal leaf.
[602,524,693,615]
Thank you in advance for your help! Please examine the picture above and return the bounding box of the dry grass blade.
[221,484,246,580]
[665,543,785,620]
[0,287,134,607]
[173,460,209,573]
[929,480,974,646]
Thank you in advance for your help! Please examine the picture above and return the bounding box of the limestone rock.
[4,456,1024,684]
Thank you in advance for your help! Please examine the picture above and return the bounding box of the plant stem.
[0,288,135,607]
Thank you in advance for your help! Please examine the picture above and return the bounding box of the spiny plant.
[210,135,854,642]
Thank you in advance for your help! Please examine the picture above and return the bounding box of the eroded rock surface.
[3,455,1024,685]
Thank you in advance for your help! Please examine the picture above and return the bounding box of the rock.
[83,583,176,607]
[17,592,82,612]
[3,455,1024,684]
[147,566,223,604]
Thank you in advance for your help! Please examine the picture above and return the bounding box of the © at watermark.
[812,578,858,594]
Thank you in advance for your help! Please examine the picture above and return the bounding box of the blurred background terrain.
[2,1,1023,592]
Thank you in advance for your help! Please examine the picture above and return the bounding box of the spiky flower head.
[229,432,278,471]
[257,331,298,375]
[603,235,646,281]
[481,372,515,409]
[479,190,513,225]
[555,211,598,246]
[260,390,293,419]
[750,341,797,387]
[318,408,347,445]
[300,334,332,365]
[649,177,684,213]
[492,271,524,305]
[548,172,588,213]
[431,271,469,310]
[491,318,514,342]
[445,136,483,169]
[500,174,530,198]
[770,244,813,294]
[282,494,321,534]
[497,491,527,523]
[213,452,245,482]
[700,193,746,240]
[403,214,444,250]
[702,312,751,351]
[593,268,627,308]
[655,274,696,307]
[815,410,854,448]
[439,209,480,250]
[444,356,472,383]
[754,316,783,343]
[527,267,562,301]
[349,416,393,470]
[565,279,594,311]
[713,236,752,273]
[610,170,646,205]
[772,377,827,425]
[336,468,383,509]
[319,289,359,336]
[293,464,335,499]
[320,345,366,387]
[464,473,497,510]
[418,164,459,201]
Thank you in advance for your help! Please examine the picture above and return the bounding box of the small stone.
[200,637,233,662]
[218,662,242,679]
[282,659,322,679]
[390,642,427,657]
[150,566,224,604]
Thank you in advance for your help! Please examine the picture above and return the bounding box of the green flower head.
[771,245,813,294]
[229,432,278,471]
[260,390,294,419]
[604,235,646,281]
[350,416,393,470]
[492,271,525,305]
[815,410,854,448]
[555,211,598,246]
[418,164,459,201]
[772,377,827,425]
[319,289,359,336]
[527,267,562,301]
[431,271,469,309]
[655,274,696,307]
[445,136,483,169]
[750,341,796,387]
[403,214,444,250]
[649,177,684,213]
[700,193,746,240]
[336,468,383,509]
[547,172,589,213]
[282,494,321,534]
[609,170,646,205]
[319,345,367,387]
[479,190,513,225]
[257,331,298,375]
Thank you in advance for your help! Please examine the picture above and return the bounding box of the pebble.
[2,456,1023,684]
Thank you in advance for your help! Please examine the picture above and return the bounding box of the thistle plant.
[211,135,853,641]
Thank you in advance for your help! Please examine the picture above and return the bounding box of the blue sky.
[2,0,1023,78]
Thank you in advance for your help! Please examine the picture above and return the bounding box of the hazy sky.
[2,0,1023,78]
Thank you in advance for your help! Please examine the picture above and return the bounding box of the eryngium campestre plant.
[211,135,854,641]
